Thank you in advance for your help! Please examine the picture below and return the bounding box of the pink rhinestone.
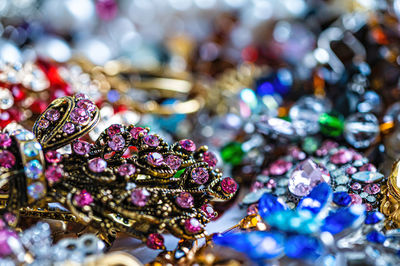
[107,124,122,137]
[266,179,277,189]
[88,157,107,173]
[73,140,91,155]
[0,150,15,168]
[4,213,16,225]
[74,189,93,207]
[203,151,218,167]
[37,119,49,129]
[63,122,75,134]
[247,204,258,215]
[269,159,292,176]
[75,93,88,100]
[45,165,63,183]
[165,155,182,170]
[45,109,60,121]
[346,166,357,175]
[360,163,377,172]
[118,163,136,176]
[130,127,147,139]
[77,99,96,112]
[191,167,209,184]
[0,229,18,256]
[315,148,328,157]
[365,203,373,211]
[108,134,125,151]
[201,204,216,219]
[45,150,62,163]
[70,107,90,124]
[131,188,150,206]
[364,184,380,195]
[143,134,160,147]
[349,193,362,205]
[321,140,339,149]
[330,149,353,164]
[0,133,11,147]
[251,181,264,192]
[289,147,306,161]
[147,152,164,166]
[184,218,202,233]
[176,192,194,208]
[179,139,196,152]
[146,233,164,250]
[352,152,363,161]
[221,177,238,194]
[351,182,362,190]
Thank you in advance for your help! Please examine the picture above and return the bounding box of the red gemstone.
[45,165,63,183]
[176,192,194,208]
[45,150,62,163]
[269,159,292,176]
[74,189,94,207]
[107,124,122,136]
[330,149,353,164]
[30,99,48,114]
[0,111,12,128]
[130,127,147,139]
[0,133,12,147]
[131,188,150,206]
[88,157,107,173]
[201,204,216,219]
[191,167,209,184]
[165,155,182,170]
[118,163,136,176]
[221,177,238,194]
[146,233,164,250]
[184,218,202,234]
[0,150,15,168]
[73,140,91,155]
[70,108,90,124]
[203,151,218,167]
[179,139,196,152]
[11,85,25,102]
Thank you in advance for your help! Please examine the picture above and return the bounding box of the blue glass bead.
[24,159,43,180]
[284,234,323,260]
[364,212,385,225]
[351,171,384,183]
[333,192,351,207]
[297,182,332,215]
[366,230,386,244]
[258,193,287,219]
[321,205,365,234]
[255,69,292,97]
[24,142,42,157]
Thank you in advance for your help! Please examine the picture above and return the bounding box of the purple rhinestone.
[74,189,93,207]
[364,184,380,195]
[191,167,209,184]
[203,151,218,167]
[107,124,122,137]
[63,122,75,134]
[165,155,182,170]
[37,119,50,129]
[77,99,96,113]
[131,188,150,206]
[269,159,292,176]
[70,107,90,124]
[0,150,15,168]
[45,165,63,183]
[88,157,107,173]
[147,152,164,166]
[176,192,194,208]
[0,133,11,147]
[130,127,147,139]
[45,109,60,121]
[143,135,160,147]
[349,194,362,205]
[108,134,125,151]
[75,93,88,100]
[179,139,196,152]
[118,163,136,176]
[73,140,91,155]
[346,166,357,175]
[351,182,362,190]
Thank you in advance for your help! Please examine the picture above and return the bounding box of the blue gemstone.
[255,69,292,97]
[267,209,321,234]
[297,182,332,215]
[23,142,42,157]
[13,129,35,141]
[366,230,386,244]
[333,192,351,207]
[365,211,385,225]
[284,234,323,260]
[321,205,365,234]
[27,182,45,199]
[352,171,384,183]
[258,193,287,219]
[24,159,43,179]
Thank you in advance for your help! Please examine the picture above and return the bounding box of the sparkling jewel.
[351,171,384,183]
[321,204,365,234]
[0,88,14,109]
[176,192,194,208]
[288,159,330,197]
[75,93,88,100]
[143,134,160,147]
[37,119,49,129]
[344,113,379,149]
[73,140,91,155]
[297,183,332,215]
[13,129,34,141]
[108,134,125,151]
[285,235,322,260]
[0,229,18,256]
[221,177,238,194]
[363,184,380,194]
[45,150,62,163]
[45,109,60,121]
[76,99,96,112]
[349,193,363,205]
[74,190,93,207]
[0,150,15,168]
[366,230,386,244]
[203,151,218,167]
[131,189,150,206]
[70,107,90,124]
[27,182,45,199]
[107,124,122,136]
[63,122,75,134]
[45,165,63,183]
[88,158,107,173]
[330,149,353,164]
[147,152,164,166]
[365,211,385,224]
[258,193,287,219]
[165,155,182,170]
[130,127,147,139]
[179,139,196,152]
[191,167,209,184]
[201,204,216,219]
[146,233,164,250]
[118,163,135,176]
[360,163,377,172]
[333,192,351,206]
[351,182,362,190]
[184,218,202,233]
[221,142,244,166]
[318,113,344,137]
[269,159,292,176]
[23,142,42,157]
[0,134,11,147]
[25,160,43,179]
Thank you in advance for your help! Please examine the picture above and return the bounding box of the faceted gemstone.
[45,150,62,163]
[349,193,362,205]
[107,124,122,136]
[74,189,93,207]
[330,149,353,164]
[201,204,216,219]
[27,182,45,199]
[289,96,332,135]
[221,177,238,194]
[45,109,60,121]
[297,182,333,215]
[0,88,14,110]
[269,159,292,176]
[77,99,96,112]
[147,152,164,166]
[351,171,384,183]
[346,166,357,175]
[143,134,160,147]
[146,233,164,250]
[258,193,287,219]
[318,113,344,137]
[176,192,194,208]
[365,211,385,224]
[179,139,196,152]
[23,142,42,157]
[13,129,34,141]
[344,113,379,149]
[285,235,322,260]
[37,119,49,129]
[0,229,19,256]
[63,122,75,134]
[288,159,330,197]
[131,188,150,206]
[247,204,258,215]
[366,230,386,244]
[203,151,218,167]
[360,163,377,172]
[0,150,15,168]
[118,163,136,176]
[75,93,88,100]
[184,218,202,233]
[333,192,351,206]
[174,168,186,178]
[130,127,147,139]
[191,167,209,184]
[0,134,11,147]
[73,140,91,155]
[165,155,182,170]
[363,184,380,195]
[88,158,107,173]
[321,204,365,234]
[70,108,90,124]
[351,182,362,190]
[45,165,63,183]
[25,160,43,179]
[108,134,125,151]
[221,142,244,166]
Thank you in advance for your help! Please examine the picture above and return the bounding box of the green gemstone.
[221,142,245,166]
[174,168,185,178]
[318,113,344,137]
[302,137,319,154]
